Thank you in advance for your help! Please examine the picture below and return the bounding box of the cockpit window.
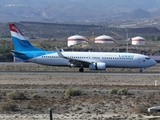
[145,57,150,60]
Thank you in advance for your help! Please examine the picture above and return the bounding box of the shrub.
[118,88,128,95]
[2,102,17,111]
[7,90,27,100]
[32,93,40,99]
[109,88,118,94]
[64,88,82,96]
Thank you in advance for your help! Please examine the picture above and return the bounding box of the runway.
[0,71,159,76]
[0,62,159,75]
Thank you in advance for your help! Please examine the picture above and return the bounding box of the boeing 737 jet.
[9,23,157,72]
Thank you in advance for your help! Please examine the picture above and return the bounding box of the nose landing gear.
[139,67,147,73]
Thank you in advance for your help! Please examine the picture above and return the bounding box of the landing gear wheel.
[79,67,84,72]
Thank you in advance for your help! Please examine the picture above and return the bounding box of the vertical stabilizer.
[9,23,43,51]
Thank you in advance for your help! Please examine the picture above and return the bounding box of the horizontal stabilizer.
[11,50,26,55]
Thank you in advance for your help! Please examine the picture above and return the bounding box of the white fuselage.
[28,51,156,68]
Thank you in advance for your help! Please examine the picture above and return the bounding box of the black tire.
[79,67,84,72]
[140,69,143,73]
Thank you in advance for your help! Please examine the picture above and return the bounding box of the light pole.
[126,29,129,53]
[48,108,53,120]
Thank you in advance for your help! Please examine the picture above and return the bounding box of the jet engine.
[89,62,106,70]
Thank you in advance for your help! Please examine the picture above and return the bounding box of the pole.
[126,29,128,53]
[48,108,53,120]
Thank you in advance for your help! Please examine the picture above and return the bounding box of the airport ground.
[0,63,160,119]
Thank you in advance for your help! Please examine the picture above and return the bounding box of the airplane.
[9,23,157,73]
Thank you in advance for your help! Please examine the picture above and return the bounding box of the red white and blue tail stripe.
[9,23,43,51]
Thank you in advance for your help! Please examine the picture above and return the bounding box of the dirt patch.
[0,71,160,119]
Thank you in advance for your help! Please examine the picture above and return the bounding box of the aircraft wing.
[56,47,92,66]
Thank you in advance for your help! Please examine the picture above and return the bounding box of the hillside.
[122,8,151,19]
[1,22,160,39]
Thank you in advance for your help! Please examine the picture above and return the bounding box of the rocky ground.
[0,63,160,119]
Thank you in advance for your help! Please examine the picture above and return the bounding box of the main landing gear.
[79,67,84,72]
[140,69,143,73]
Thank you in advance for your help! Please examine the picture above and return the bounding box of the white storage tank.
[95,35,115,43]
[132,36,146,45]
[68,35,88,46]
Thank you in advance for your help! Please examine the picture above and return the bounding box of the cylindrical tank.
[95,35,115,43]
[132,36,146,45]
[68,35,88,46]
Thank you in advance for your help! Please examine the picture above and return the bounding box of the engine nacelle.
[89,62,106,70]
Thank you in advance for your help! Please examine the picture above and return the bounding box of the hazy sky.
[1,0,160,9]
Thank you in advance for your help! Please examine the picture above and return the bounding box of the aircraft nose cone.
[151,59,157,66]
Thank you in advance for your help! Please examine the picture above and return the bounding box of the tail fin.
[9,23,44,51]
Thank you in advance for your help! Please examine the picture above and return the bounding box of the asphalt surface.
[0,62,159,74]
[0,71,159,76]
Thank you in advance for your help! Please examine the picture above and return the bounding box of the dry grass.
[2,102,17,111]
[7,90,27,100]
[64,88,82,96]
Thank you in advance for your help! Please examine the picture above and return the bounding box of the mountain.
[0,0,160,22]
[122,8,151,19]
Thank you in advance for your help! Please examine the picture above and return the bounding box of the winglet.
[55,47,65,58]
